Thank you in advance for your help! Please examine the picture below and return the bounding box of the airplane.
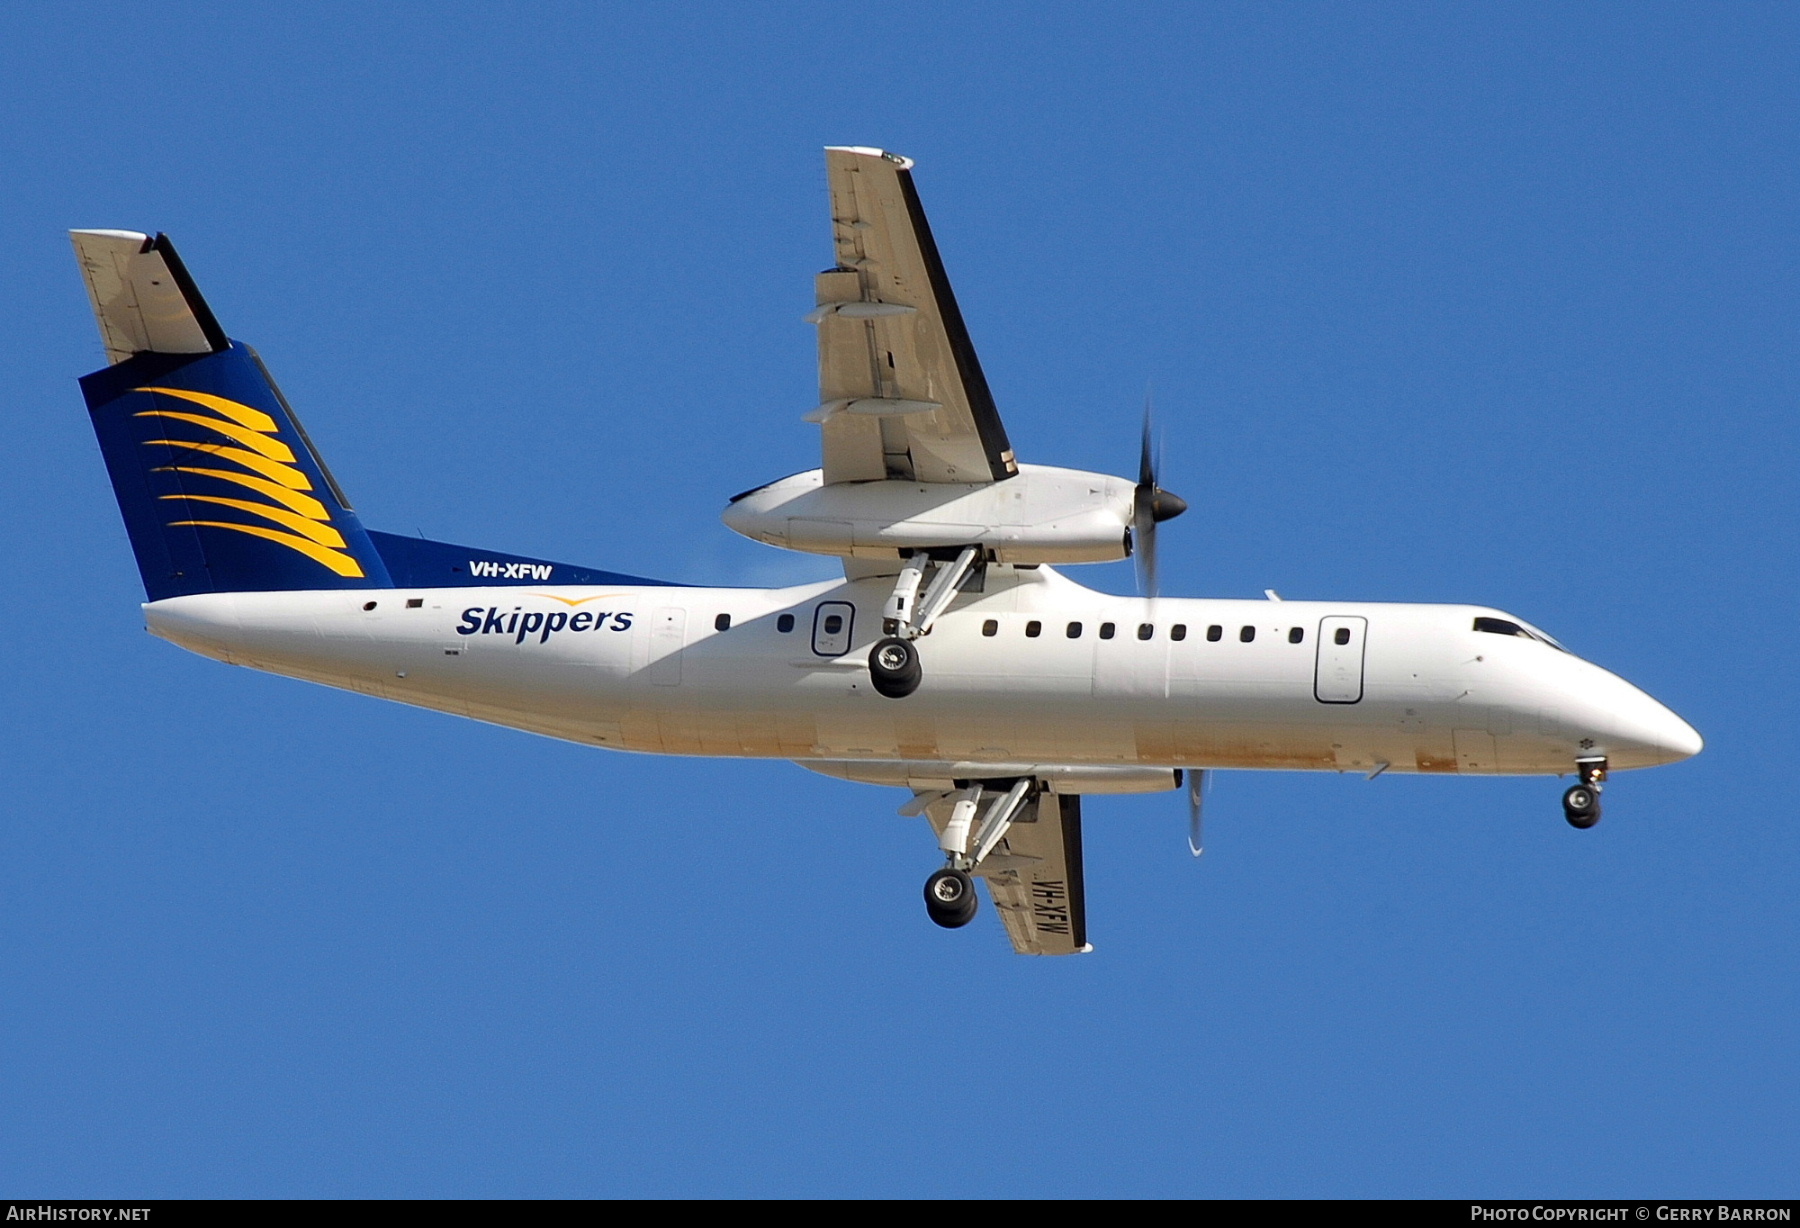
[69,146,1702,955]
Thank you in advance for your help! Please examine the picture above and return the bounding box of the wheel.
[869,636,922,699]
[924,867,978,928]
[1562,784,1601,829]
[924,868,977,928]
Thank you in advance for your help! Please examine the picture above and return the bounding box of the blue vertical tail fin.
[73,231,390,600]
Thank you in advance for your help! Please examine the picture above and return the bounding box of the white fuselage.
[143,564,1701,780]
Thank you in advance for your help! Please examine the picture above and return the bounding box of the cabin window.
[1240,625,1256,642]
[1066,622,1083,638]
[714,613,731,631]
[1137,623,1154,641]
[1025,620,1042,638]
[1100,622,1116,640]
[363,601,377,611]
[1206,624,1222,642]
[406,598,423,609]
[1288,627,1303,644]
[982,619,999,637]
[1170,624,1187,641]
[777,613,795,633]
[1335,627,1350,645]
[1474,616,1528,638]
[823,614,844,635]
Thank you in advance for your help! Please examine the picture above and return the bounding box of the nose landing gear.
[1562,785,1601,828]
[1563,757,1607,829]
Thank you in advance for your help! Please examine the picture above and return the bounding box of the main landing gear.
[1563,757,1607,829]
[924,868,977,928]
[922,778,1034,929]
[870,547,981,700]
[869,637,921,699]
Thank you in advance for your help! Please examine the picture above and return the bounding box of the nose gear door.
[1314,615,1368,703]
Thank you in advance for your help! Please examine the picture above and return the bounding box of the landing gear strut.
[922,778,1035,929]
[1563,757,1606,829]
[871,547,981,699]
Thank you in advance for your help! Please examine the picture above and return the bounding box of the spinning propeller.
[1133,398,1187,599]
[1126,396,1203,855]
[1186,769,1207,857]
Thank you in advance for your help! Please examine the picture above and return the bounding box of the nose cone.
[1532,648,1704,768]
[1595,680,1704,766]
[1644,704,1704,764]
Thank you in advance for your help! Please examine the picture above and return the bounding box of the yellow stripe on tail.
[134,387,280,433]
[133,410,297,461]
[144,439,315,490]
[167,520,366,577]
[154,466,330,520]
[159,495,347,547]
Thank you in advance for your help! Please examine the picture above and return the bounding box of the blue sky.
[1,1,1794,1197]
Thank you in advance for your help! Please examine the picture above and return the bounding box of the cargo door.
[648,607,687,686]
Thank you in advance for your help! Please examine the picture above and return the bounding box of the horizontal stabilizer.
[71,231,229,365]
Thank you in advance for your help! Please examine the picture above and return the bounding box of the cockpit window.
[1474,616,1569,652]
[1474,617,1528,638]
[1520,621,1569,652]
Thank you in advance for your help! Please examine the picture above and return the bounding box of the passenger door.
[1314,616,1367,703]
[812,601,855,656]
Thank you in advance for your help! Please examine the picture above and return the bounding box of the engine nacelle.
[723,463,1137,563]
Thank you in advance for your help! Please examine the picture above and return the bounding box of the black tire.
[1563,784,1601,829]
[869,636,922,699]
[924,868,978,928]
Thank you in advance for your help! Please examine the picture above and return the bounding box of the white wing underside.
[813,148,1018,487]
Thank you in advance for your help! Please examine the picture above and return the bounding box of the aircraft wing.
[921,790,1090,955]
[810,147,1020,486]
